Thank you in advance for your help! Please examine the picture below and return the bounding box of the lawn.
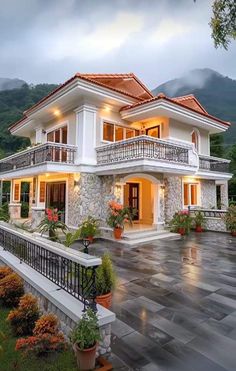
[0,305,77,371]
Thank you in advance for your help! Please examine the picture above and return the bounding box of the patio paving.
[80,232,236,371]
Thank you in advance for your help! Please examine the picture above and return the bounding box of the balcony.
[199,155,230,173]
[0,142,77,174]
[96,135,198,175]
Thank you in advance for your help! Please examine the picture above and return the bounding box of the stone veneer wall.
[164,176,182,222]
[67,173,121,227]
[200,180,217,208]
[0,260,112,355]
[220,183,229,209]
[204,217,227,232]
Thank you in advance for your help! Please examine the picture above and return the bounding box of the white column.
[155,184,165,229]
[35,127,44,144]
[74,105,97,165]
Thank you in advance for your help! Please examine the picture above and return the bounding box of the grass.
[0,304,77,371]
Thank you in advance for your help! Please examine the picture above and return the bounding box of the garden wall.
[0,249,115,356]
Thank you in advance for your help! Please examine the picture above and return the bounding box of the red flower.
[53,215,58,222]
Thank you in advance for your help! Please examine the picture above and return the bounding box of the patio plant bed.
[0,305,77,371]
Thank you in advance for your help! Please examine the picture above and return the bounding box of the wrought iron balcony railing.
[96,135,190,166]
[199,155,230,173]
[0,224,101,310]
[0,142,77,173]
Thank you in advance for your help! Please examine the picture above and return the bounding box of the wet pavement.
[87,232,236,371]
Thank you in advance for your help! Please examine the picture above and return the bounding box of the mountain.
[153,69,236,145]
[0,83,58,157]
[0,77,26,91]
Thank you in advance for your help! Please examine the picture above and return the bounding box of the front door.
[128,183,139,220]
[46,182,66,222]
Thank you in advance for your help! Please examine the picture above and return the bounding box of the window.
[146,125,160,138]
[103,122,140,142]
[47,126,67,144]
[191,130,199,151]
[14,183,20,202]
[183,183,198,206]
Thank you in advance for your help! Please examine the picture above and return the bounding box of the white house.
[0,73,232,232]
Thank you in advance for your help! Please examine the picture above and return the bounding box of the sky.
[0,0,236,89]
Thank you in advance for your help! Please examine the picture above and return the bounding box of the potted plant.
[96,253,116,309]
[70,308,100,371]
[169,210,192,235]
[224,205,236,236]
[79,216,100,243]
[38,208,68,241]
[194,210,205,232]
[106,200,134,239]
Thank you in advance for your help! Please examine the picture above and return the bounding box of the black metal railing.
[0,226,99,311]
[0,143,76,173]
[96,135,189,165]
[199,155,230,173]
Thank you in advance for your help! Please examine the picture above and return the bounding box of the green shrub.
[96,254,116,296]
[21,202,29,218]
[7,293,40,336]
[70,308,100,350]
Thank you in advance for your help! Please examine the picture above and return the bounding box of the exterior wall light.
[74,180,80,187]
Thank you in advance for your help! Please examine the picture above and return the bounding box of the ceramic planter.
[178,227,186,236]
[113,227,123,240]
[73,342,97,371]
[195,226,203,233]
[87,236,94,243]
[49,230,56,239]
[96,291,112,309]
[231,231,236,237]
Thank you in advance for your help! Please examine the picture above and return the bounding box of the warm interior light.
[103,106,111,112]
[53,109,61,117]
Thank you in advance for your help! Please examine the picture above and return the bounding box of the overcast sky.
[0,0,236,89]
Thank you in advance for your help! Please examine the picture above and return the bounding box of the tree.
[210,0,236,49]
[210,133,224,157]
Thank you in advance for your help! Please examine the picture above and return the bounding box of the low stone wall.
[0,252,114,356]
[204,217,227,232]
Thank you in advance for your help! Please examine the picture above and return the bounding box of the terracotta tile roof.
[10,73,153,131]
[120,93,230,127]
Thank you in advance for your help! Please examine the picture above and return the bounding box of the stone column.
[155,184,165,229]
[164,176,182,223]
[9,179,21,220]
[200,180,217,209]
[220,181,229,209]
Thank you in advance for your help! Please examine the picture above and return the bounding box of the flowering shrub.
[106,201,134,229]
[7,293,40,336]
[224,205,236,232]
[79,216,100,239]
[0,272,24,306]
[0,266,13,280]
[169,210,193,234]
[38,208,68,240]
[15,313,66,356]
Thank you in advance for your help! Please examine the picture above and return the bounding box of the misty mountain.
[0,77,26,91]
[153,69,236,145]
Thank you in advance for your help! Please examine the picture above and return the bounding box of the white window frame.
[46,122,68,144]
[183,182,200,208]
[191,128,201,153]
[101,119,139,143]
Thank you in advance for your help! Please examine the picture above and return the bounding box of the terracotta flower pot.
[87,236,94,243]
[96,291,112,309]
[178,227,185,236]
[114,227,123,240]
[195,226,203,233]
[231,231,236,237]
[73,342,97,371]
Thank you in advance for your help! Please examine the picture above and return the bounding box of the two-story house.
[0,73,232,234]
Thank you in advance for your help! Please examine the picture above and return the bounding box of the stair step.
[123,229,166,239]
[122,232,180,245]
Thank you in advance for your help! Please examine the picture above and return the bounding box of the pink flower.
[53,215,58,222]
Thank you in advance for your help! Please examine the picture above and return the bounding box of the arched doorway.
[118,173,164,230]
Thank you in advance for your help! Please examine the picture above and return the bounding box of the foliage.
[15,313,66,356]
[64,228,81,247]
[21,202,29,218]
[0,266,13,280]
[38,208,68,240]
[210,0,236,49]
[0,203,9,222]
[193,211,205,227]
[106,200,134,229]
[96,253,116,296]
[169,210,193,234]
[0,272,24,306]
[223,204,236,232]
[70,308,100,350]
[79,215,100,238]
[7,294,40,336]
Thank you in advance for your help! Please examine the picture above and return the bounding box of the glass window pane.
[115,126,124,141]
[126,129,135,139]
[47,131,54,142]
[135,130,140,136]
[61,126,67,144]
[146,126,160,138]
[55,129,60,143]
[191,184,197,205]
[184,183,189,205]
[103,123,114,141]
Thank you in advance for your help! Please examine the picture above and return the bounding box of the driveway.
[92,232,236,371]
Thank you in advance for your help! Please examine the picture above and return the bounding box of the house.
[0,73,232,233]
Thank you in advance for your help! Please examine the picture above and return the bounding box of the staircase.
[121,228,180,245]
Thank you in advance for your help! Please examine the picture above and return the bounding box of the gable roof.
[120,93,230,127]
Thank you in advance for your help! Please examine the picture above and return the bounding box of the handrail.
[0,222,101,310]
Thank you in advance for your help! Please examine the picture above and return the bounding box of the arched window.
[191,129,200,152]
